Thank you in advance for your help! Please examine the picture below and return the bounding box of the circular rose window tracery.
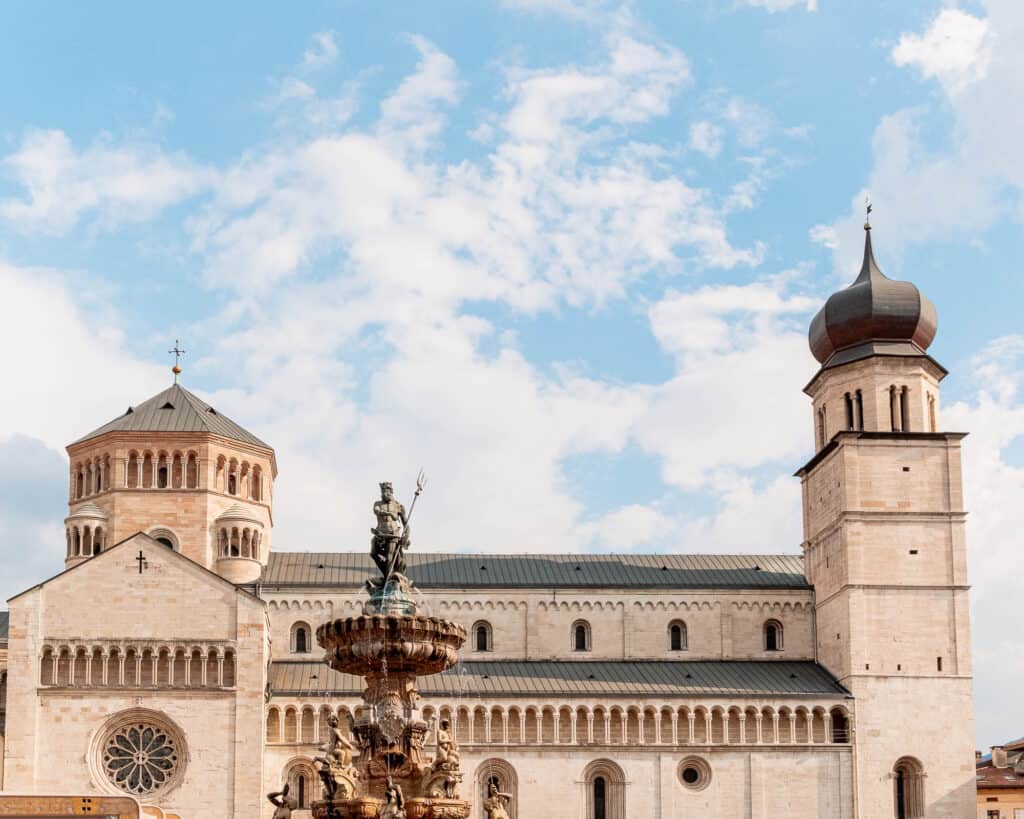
[92,710,187,800]
[103,722,180,794]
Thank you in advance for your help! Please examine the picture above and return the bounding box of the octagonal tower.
[64,378,276,584]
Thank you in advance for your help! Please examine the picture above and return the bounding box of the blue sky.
[2,0,1022,748]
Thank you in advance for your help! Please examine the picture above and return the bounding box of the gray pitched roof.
[270,660,847,698]
[259,552,808,589]
[72,383,271,449]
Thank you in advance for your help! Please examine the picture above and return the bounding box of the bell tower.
[797,221,975,817]
[64,363,276,584]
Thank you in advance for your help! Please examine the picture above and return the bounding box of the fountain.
[308,477,472,819]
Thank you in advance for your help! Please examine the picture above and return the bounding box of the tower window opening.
[890,385,900,431]
[936,656,942,672]
[844,392,854,430]
[855,389,864,430]
[900,386,910,432]
[928,393,937,432]
[817,405,827,448]
[764,620,783,652]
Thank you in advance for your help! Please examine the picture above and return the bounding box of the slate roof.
[270,660,848,698]
[72,383,271,449]
[259,552,808,589]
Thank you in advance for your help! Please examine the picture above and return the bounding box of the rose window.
[102,722,181,795]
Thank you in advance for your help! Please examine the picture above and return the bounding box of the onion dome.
[809,224,937,368]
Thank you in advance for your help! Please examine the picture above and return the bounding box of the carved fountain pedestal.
[311,577,471,819]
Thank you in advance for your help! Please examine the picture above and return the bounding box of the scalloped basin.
[317,614,466,676]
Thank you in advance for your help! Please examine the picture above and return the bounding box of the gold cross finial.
[865,197,873,230]
[168,340,187,384]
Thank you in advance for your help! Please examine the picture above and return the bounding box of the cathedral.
[1,224,976,818]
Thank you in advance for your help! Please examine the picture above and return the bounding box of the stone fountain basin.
[317,614,466,676]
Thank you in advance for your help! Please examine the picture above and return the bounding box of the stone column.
[772,713,780,744]
[671,712,679,745]
[218,656,225,687]
[755,714,763,744]
[723,713,730,745]
[85,653,92,686]
[637,713,645,745]
[587,714,594,744]
[570,712,577,744]
[535,712,542,745]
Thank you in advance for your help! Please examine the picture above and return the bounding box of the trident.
[383,469,427,582]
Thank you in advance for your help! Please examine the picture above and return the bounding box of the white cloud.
[0,260,168,449]
[892,9,992,95]
[0,130,209,235]
[943,337,1024,750]
[689,121,723,158]
[303,31,339,70]
[640,278,817,489]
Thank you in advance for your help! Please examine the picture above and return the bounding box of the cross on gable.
[136,550,148,574]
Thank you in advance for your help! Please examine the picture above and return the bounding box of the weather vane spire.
[865,197,873,231]
[168,340,187,384]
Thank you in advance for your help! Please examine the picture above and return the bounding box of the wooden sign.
[0,795,140,817]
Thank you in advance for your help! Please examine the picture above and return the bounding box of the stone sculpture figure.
[267,783,298,819]
[483,781,513,819]
[314,715,358,801]
[433,718,460,767]
[379,777,406,819]
[370,481,409,585]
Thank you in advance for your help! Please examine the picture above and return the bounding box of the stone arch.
[471,620,493,653]
[582,759,625,819]
[291,621,312,654]
[147,528,179,551]
[571,619,592,653]
[893,756,925,819]
[283,756,318,810]
[475,758,518,819]
[764,618,784,651]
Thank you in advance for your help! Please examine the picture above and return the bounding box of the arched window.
[830,707,850,743]
[157,462,168,489]
[893,757,925,819]
[594,777,606,819]
[817,405,827,448]
[476,758,518,819]
[764,620,783,652]
[583,760,624,819]
[473,621,492,653]
[669,620,687,652]
[855,389,864,430]
[572,620,591,653]
[292,622,312,654]
[284,760,317,810]
[844,392,854,430]
[148,529,178,551]
[76,469,84,498]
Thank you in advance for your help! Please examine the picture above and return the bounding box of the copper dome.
[809,226,937,365]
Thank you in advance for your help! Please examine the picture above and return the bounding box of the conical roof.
[808,225,937,367]
[72,383,271,449]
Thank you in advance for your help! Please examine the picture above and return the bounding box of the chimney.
[993,746,1008,768]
